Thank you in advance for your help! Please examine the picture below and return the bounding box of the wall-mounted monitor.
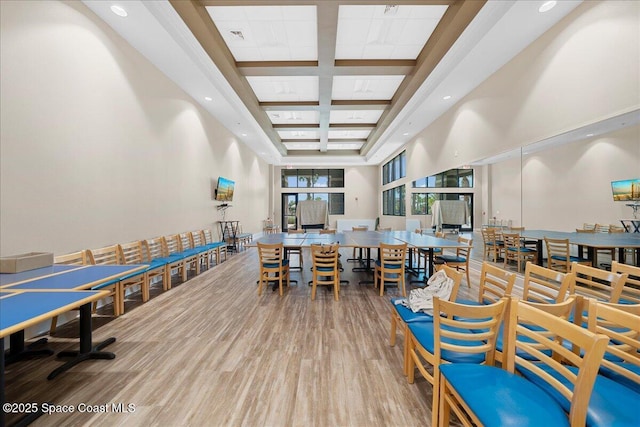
[215,177,235,202]
[611,178,640,201]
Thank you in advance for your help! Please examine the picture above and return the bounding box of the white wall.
[0,0,270,255]
[379,1,639,230]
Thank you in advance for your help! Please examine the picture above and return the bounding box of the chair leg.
[465,268,471,288]
[311,277,317,300]
[49,317,58,335]
[390,313,397,346]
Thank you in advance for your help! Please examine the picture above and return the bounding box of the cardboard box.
[0,252,54,273]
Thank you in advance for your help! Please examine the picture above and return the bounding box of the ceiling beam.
[360,0,487,156]
[329,123,376,130]
[237,61,318,76]
[316,1,340,152]
[201,1,454,6]
[170,0,287,155]
[334,59,415,76]
[260,102,320,111]
[273,124,320,130]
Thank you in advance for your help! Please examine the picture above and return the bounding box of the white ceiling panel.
[278,130,319,139]
[332,75,404,100]
[207,5,317,61]
[284,142,321,150]
[336,5,447,60]
[330,110,383,123]
[247,76,319,102]
[269,111,319,124]
[327,142,365,150]
[328,130,371,139]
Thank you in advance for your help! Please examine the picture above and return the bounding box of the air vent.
[229,30,244,40]
[384,5,399,15]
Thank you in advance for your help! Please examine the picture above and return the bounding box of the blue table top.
[519,230,640,248]
[0,290,107,338]
[1,264,147,290]
[0,264,81,286]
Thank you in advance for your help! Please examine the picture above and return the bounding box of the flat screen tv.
[611,178,640,201]
[215,177,235,202]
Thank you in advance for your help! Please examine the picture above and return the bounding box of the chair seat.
[437,255,467,263]
[507,247,536,253]
[419,248,442,253]
[493,323,551,359]
[119,268,147,281]
[408,322,486,364]
[518,364,640,427]
[598,363,640,394]
[316,266,336,272]
[263,259,289,269]
[391,297,435,323]
[92,278,119,290]
[375,259,402,269]
[440,364,570,427]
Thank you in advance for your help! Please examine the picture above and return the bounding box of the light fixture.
[586,133,594,137]
[241,133,247,137]
[110,5,128,17]
[204,97,212,102]
[443,95,452,100]
[538,1,557,13]
[402,132,409,136]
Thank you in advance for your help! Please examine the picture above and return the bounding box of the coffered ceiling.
[82,0,584,166]
[170,0,484,159]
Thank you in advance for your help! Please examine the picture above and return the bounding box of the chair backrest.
[509,226,525,231]
[503,298,608,427]
[202,229,215,245]
[440,265,464,303]
[118,241,144,265]
[87,244,120,265]
[352,226,368,231]
[434,297,508,367]
[575,228,595,233]
[544,237,572,273]
[191,230,205,248]
[582,223,596,231]
[54,250,89,265]
[378,227,392,232]
[319,229,336,234]
[455,236,472,258]
[522,262,574,303]
[435,231,446,239]
[162,235,181,256]
[595,223,610,233]
[257,242,286,271]
[502,232,521,250]
[611,261,640,304]
[609,225,626,233]
[143,237,164,262]
[585,299,640,388]
[570,262,628,303]
[379,242,408,269]
[177,232,193,251]
[310,243,340,272]
[478,262,517,304]
[414,228,423,235]
[288,229,304,234]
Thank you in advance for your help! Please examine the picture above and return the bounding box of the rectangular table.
[518,230,640,267]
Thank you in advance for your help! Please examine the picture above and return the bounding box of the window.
[281,169,344,188]
[382,151,406,185]
[411,192,473,219]
[297,192,345,215]
[412,168,474,188]
[383,185,405,216]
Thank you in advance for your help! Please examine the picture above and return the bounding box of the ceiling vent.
[229,30,244,40]
[384,5,399,15]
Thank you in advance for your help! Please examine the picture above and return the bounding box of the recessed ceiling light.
[586,133,594,137]
[538,1,557,13]
[402,132,409,136]
[204,97,212,102]
[241,133,247,137]
[110,5,128,17]
[443,95,452,100]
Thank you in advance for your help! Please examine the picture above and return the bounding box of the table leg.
[47,303,116,380]
[3,331,53,365]
[536,240,544,266]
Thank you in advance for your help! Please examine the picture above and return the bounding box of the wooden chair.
[436,236,472,287]
[612,261,640,304]
[285,229,304,270]
[375,242,408,297]
[571,262,628,303]
[377,227,392,232]
[544,237,590,273]
[176,232,201,276]
[87,244,122,316]
[143,237,174,291]
[481,228,503,263]
[161,234,188,284]
[50,250,89,334]
[389,265,463,375]
[594,223,617,264]
[257,242,290,297]
[407,297,508,427]
[202,228,227,265]
[310,243,340,301]
[319,229,336,234]
[117,240,150,315]
[502,232,537,273]
[584,299,640,395]
[437,298,608,427]
[521,262,574,304]
[350,226,369,262]
[457,262,516,305]
[190,230,213,271]
[609,224,633,264]
[416,231,444,274]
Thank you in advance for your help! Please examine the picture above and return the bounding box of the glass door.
[282,193,298,231]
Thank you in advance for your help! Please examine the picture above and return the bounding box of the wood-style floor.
[5,245,491,427]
